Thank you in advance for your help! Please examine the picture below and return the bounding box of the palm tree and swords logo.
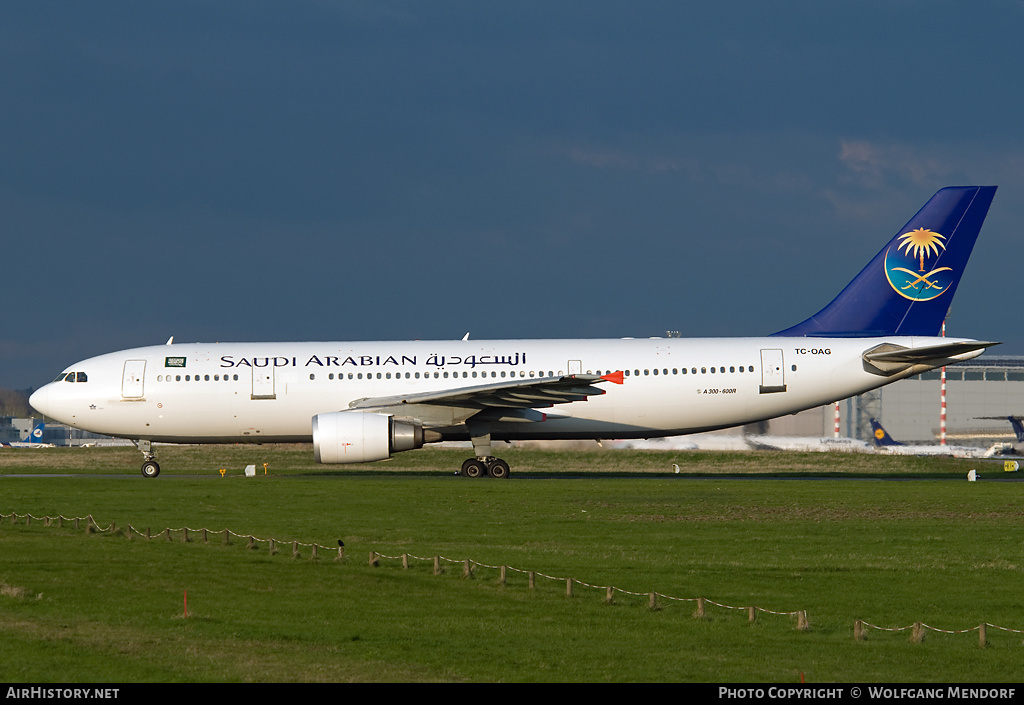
[884,227,953,301]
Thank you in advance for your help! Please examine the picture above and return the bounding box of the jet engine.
[312,411,424,464]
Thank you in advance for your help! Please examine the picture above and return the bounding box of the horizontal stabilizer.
[863,340,999,365]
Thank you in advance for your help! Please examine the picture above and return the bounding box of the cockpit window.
[57,371,88,383]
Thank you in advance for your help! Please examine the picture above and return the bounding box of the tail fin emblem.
[885,228,953,301]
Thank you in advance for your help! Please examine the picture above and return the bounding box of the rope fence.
[6,510,1020,645]
[855,619,1024,647]
[368,549,810,630]
[0,511,345,562]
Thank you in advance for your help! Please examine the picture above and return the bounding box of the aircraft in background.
[608,433,752,451]
[977,415,1024,443]
[611,432,873,453]
[29,186,999,478]
[975,415,1024,454]
[1,422,54,448]
[869,418,1011,458]
[745,435,872,453]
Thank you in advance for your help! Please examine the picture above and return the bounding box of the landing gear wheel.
[461,458,486,478]
[141,460,161,478]
[486,458,511,479]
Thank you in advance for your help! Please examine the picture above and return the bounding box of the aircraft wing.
[347,373,621,427]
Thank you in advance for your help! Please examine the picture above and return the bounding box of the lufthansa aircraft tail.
[774,186,997,338]
[869,418,903,447]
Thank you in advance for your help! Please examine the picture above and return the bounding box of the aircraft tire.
[487,458,510,479]
[461,458,486,478]
[141,461,161,478]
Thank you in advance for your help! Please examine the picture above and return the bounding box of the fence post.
[566,579,573,598]
[694,597,706,619]
[369,551,379,567]
[499,565,507,585]
[911,622,925,643]
[649,592,659,611]
[463,559,472,578]
[402,554,409,570]
[748,607,757,624]
[605,586,614,605]
[529,571,536,590]
[433,556,441,575]
[854,620,866,642]
[797,611,810,632]
[979,623,988,648]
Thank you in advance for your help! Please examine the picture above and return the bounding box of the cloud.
[837,140,957,188]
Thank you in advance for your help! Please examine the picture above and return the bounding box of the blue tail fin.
[869,418,902,447]
[1007,417,1024,444]
[774,186,997,337]
[23,422,44,443]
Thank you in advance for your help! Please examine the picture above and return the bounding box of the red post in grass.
[184,589,189,618]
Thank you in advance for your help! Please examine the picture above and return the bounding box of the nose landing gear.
[133,439,161,478]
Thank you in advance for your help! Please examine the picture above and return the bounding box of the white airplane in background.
[1,422,55,448]
[30,186,999,478]
[869,418,1011,459]
[745,435,873,453]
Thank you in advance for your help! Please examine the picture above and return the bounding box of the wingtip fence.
[5,510,1022,645]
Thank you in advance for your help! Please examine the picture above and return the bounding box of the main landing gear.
[460,457,511,479]
[134,439,161,478]
[460,422,511,479]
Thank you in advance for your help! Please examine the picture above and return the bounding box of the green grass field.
[2,444,1023,682]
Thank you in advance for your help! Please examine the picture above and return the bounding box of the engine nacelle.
[312,411,424,464]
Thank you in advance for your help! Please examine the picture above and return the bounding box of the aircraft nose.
[29,386,50,417]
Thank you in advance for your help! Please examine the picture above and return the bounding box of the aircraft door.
[759,349,787,394]
[252,367,276,400]
[567,360,582,375]
[121,360,146,399]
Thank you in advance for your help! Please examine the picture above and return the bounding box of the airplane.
[609,431,873,453]
[745,434,873,453]
[868,418,1011,458]
[29,186,999,478]
[607,433,751,451]
[977,416,1024,444]
[1,422,55,448]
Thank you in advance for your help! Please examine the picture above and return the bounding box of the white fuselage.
[31,335,979,445]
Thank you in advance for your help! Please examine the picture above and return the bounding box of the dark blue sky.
[3,1,1023,389]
